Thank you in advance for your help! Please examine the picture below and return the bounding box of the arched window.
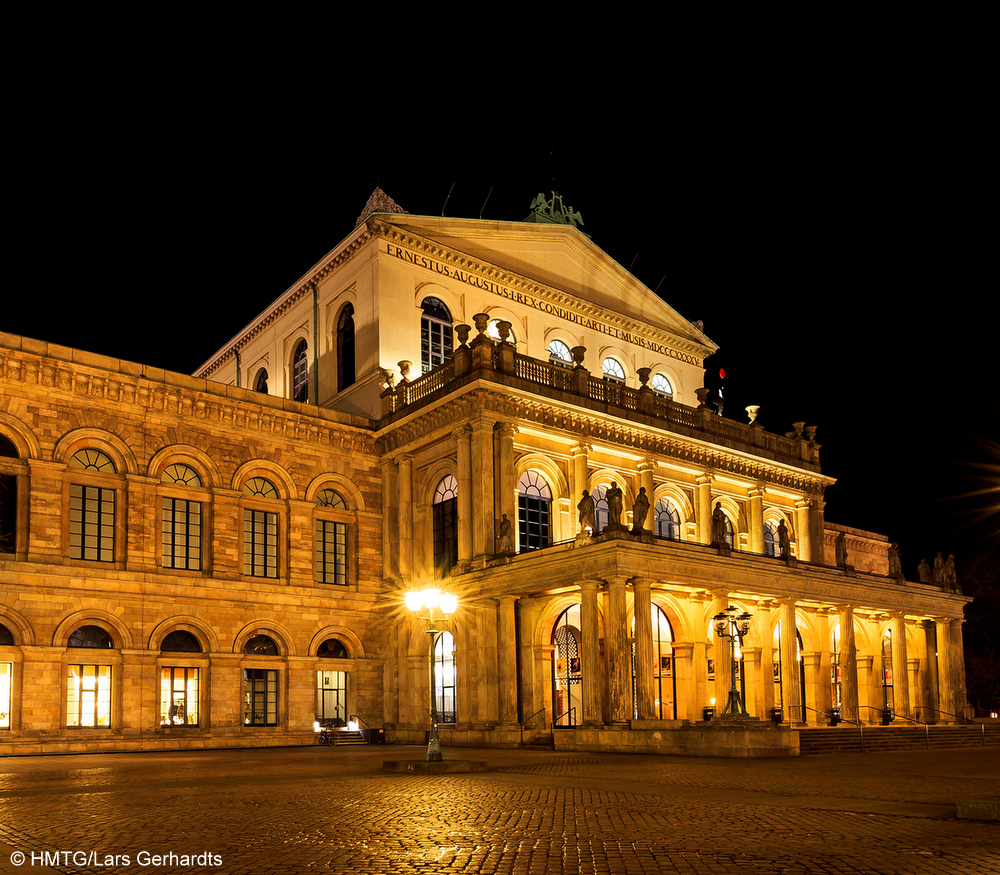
[68,449,117,563]
[433,631,456,724]
[0,623,12,730]
[654,499,680,541]
[764,522,778,557]
[421,297,453,374]
[651,373,673,398]
[243,478,279,578]
[337,303,356,392]
[67,625,114,728]
[591,485,609,534]
[161,464,203,571]
[243,634,279,726]
[602,358,625,384]
[0,435,19,556]
[254,368,269,394]
[317,638,349,659]
[552,605,582,727]
[433,475,458,575]
[486,319,516,345]
[315,489,347,586]
[517,471,551,551]
[548,340,573,368]
[159,631,201,727]
[243,635,279,656]
[632,605,675,719]
[292,340,309,403]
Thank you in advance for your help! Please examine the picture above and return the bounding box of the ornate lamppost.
[405,588,458,762]
[712,606,753,717]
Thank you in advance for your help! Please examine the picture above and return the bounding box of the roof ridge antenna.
[479,187,493,219]
[441,183,455,217]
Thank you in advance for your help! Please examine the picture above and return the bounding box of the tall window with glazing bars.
[243,478,279,578]
[68,449,117,562]
[161,464,202,570]
[315,489,347,585]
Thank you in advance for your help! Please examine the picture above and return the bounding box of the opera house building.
[0,190,969,756]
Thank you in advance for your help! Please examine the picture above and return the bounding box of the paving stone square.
[0,745,997,874]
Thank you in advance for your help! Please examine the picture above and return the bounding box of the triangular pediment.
[379,214,715,353]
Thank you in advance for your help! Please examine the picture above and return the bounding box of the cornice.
[376,388,829,494]
[0,345,376,455]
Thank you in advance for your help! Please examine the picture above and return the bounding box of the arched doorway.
[551,605,582,727]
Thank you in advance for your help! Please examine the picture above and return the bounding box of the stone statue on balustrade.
[606,482,624,530]
[496,514,513,555]
[777,520,791,559]
[577,490,596,536]
[888,543,902,579]
[631,487,650,535]
[835,531,848,568]
[918,559,931,584]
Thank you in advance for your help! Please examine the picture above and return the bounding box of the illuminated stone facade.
[0,197,969,755]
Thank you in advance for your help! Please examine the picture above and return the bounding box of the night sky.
[5,106,996,577]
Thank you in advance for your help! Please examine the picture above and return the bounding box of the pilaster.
[604,576,630,724]
[695,474,713,545]
[748,486,765,554]
[496,596,519,727]
[454,426,473,568]
[579,580,602,726]
[838,605,859,723]
[632,578,655,719]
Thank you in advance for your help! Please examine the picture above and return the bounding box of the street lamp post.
[405,588,458,762]
[713,606,753,717]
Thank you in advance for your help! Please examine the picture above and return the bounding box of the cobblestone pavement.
[0,744,997,875]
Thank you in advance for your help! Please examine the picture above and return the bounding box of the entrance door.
[552,605,582,727]
[317,670,347,724]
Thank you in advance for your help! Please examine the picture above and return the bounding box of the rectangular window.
[0,662,10,729]
[69,485,115,562]
[160,667,199,726]
[243,510,277,578]
[315,520,347,584]
[316,670,346,722]
[244,669,278,725]
[162,498,202,570]
[66,665,111,727]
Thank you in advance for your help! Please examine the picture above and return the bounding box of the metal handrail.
[921,707,987,745]
[552,707,577,730]
[520,707,550,748]
[351,714,370,743]
[802,705,865,751]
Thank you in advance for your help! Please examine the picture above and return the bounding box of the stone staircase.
[798,723,1000,755]
[332,729,368,745]
[519,732,555,750]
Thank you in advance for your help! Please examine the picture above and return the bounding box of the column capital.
[578,579,600,593]
[570,442,592,457]
[636,458,658,473]
[495,595,519,607]
[452,424,473,441]
[494,421,519,438]
[748,484,765,499]
[695,472,713,486]
[629,576,653,591]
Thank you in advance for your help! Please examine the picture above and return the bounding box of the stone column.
[454,426,473,567]
[672,642,694,721]
[923,621,940,723]
[496,596,519,727]
[891,613,910,718]
[495,423,518,547]
[794,500,812,562]
[742,646,761,718]
[748,486,765,554]
[632,578,655,719]
[709,592,730,713]
[754,601,776,719]
[605,576,630,724]
[951,620,969,720]
[570,443,591,530]
[857,655,874,722]
[475,598,499,724]
[636,460,656,532]
[579,580,602,725]
[817,638,834,717]
[935,618,960,720]
[780,599,803,723]
[689,594,710,719]
[802,652,821,723]
[838,605,859,723]
[470,416,496,561]
[397,454,413,579]
[379,458,399,581]
[695,474,713,545]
